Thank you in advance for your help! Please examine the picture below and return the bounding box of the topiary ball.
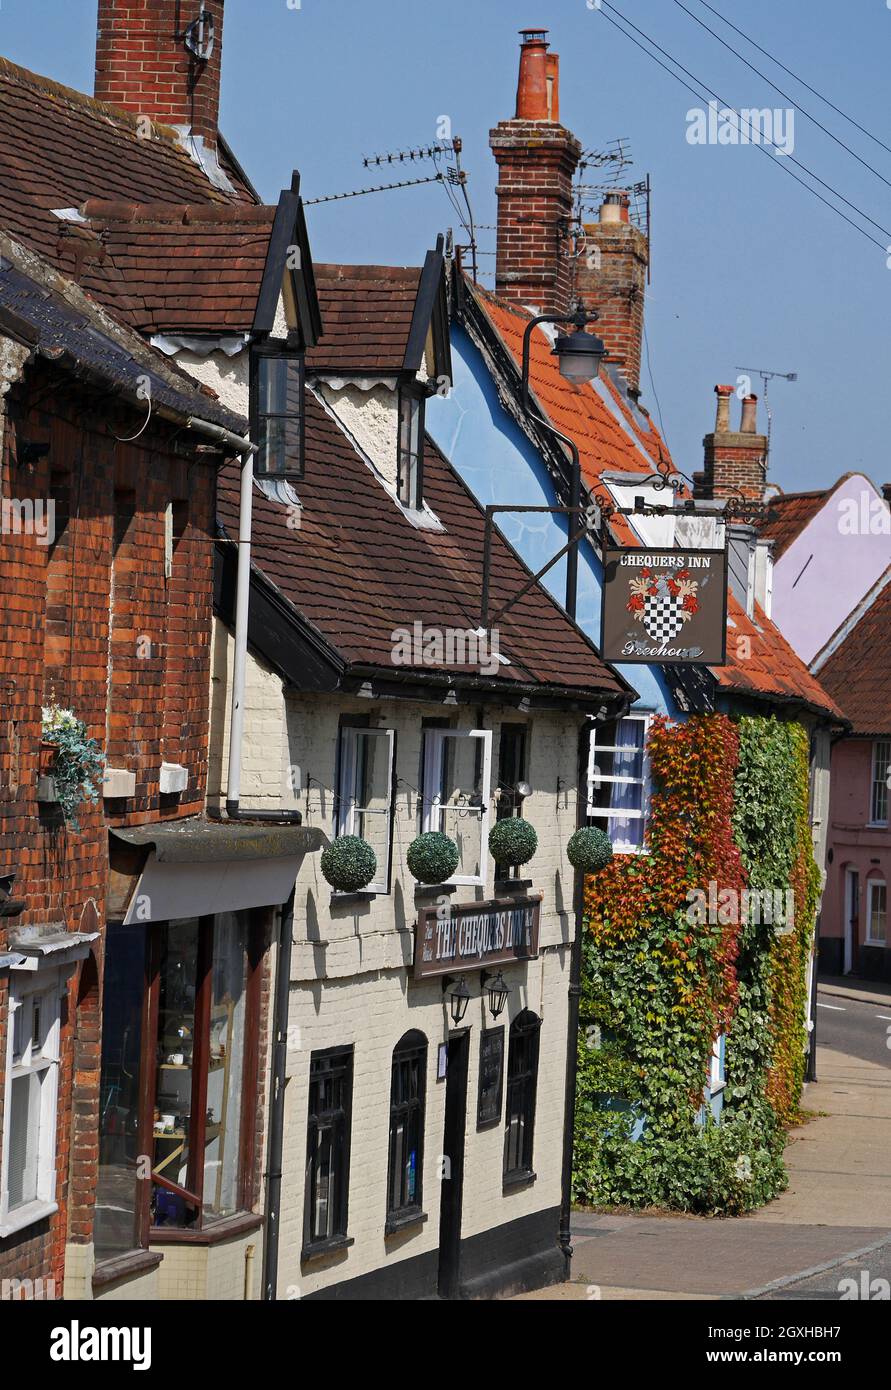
[488,816,538,868]
[566,826,613,874]
[406,831,460,885]
[321,835,378,892]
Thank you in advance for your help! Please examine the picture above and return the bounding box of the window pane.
[872,742,890,824]
[203,913,248,1222]
[257,416,302,476]
[439,807,483,879]
[95,924,146,1261]
[152,920,200,1229]
[258,356,302,416]
[7,1072,39,1210]
[306,1051,352,1245]
[870,885,887,944]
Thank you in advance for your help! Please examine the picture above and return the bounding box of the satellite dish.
[183,9,215,63]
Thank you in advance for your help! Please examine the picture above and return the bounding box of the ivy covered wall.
[573,713,819,1215]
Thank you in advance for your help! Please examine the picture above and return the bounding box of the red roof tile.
[472,284,843,719]
[814,569,891,735]
[307,264,422,374]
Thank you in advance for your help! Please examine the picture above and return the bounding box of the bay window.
[587,713,652,853]
[422,728,492,886]
[251,343,304,479]
[0,973,62,1236]
[335,723,395,894]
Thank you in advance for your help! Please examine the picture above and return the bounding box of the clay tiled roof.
[216,392,630,702]
[0,57,250,280]
[471,285,843,720]
[815,570,891,735]
[760,484,845,560]
[307,264,423,374]
[75,202,276,334]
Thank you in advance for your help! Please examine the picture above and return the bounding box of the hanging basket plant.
[489,816,538,869]
[567,826,613,874]
[407,831,460,885]
[40,703,105,830]
[321,835,378,892]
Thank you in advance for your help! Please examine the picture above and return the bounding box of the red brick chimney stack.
[574,191,649,396]
[490,29,581,315]
[694,385,769,502]
[94,0,225,151]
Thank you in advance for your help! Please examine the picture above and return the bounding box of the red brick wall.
[0,361,217,1294]
[575,218,649,396]
[94,0,225,149]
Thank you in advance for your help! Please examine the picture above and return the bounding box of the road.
[815,992,891,1069]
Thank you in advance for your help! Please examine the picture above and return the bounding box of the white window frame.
[869,740,890,827]
[396,387,424,511]
[422,729,492,887]
[0,968,64,1237]
[336,725,396,894]
[709,1034,726,1096]
[866,880,887,947]
[586,712,652,855]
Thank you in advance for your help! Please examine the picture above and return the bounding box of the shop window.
[304,1047,353,1253]
[870,741,890,826]
[386,1031,427,1230]
[587,713,652,853]
[396,386,424,509]
[503,1010,541,1186]
[94,911,262,1264]
[0,974,62,1236]
[422,728,492,886]
[251,343,304,479]
[335,723,395,893]
[867,881,887,946]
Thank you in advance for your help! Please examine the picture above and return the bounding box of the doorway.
[437,1029,469,1299]
[844,867,859,975]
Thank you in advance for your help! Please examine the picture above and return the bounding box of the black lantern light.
[443,975,471,1026]
[551,302,607,384]
[482,970,511,1021]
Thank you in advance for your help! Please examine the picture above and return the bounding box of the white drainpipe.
[226,448,255,815]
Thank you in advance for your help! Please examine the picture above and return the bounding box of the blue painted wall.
[427,325,679,717]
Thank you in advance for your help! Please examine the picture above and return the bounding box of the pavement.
[513,986,891,1301]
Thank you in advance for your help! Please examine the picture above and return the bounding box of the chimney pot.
[516,29,551,121]
[740,394,759,434]
[600,191,630,225]
[714,384,733,433]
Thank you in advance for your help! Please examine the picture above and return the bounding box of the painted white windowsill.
[0,1198,58,1238]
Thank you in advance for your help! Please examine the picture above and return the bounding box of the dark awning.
[110,819,326,864]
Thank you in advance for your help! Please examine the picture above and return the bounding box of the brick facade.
[94,0,225,149]
[575,199,649,396]
[0,356,217,1296]
[694,385,769,503]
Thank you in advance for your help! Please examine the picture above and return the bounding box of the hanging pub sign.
[600,547,728,666]
[414,895,541,980]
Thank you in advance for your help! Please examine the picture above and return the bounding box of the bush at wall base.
[566,826,613,874]
[406,831,460,885]
[488,817,538,870]
[321,835,378,892]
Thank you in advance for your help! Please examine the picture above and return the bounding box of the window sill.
[385,1208,428,1237]
[414,882,459,897]
[92,1248,163,1290]
[502,1169,536,1193]
[301,1233,354,1263]
[0,1198,57,1238]
[865,940,888,949]
[149,1211,263,1246]
[494,878,534,892]
[330,890,380,907]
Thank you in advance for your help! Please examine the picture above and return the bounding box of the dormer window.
[397,386,425,509]
[251,342,305,479]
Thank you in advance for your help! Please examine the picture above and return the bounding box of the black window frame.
[385,1030,427,1231]
[503,1010,541,1187]
[250,340,305,481]
[396,384,425,510]
[303,1045,354,1257]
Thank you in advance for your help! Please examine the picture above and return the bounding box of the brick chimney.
[490,29,581,315]
[694,385,768,502]
[575,192,649,396]
[95,1,224,151]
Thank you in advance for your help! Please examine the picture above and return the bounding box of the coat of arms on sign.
[627,567,700,642]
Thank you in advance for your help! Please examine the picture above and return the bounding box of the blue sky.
[3,1,889,494]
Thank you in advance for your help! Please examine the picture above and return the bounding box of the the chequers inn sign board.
[414,896,542,980]
[601,547,729,666]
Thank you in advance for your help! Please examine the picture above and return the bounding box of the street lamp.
[481,970,511,1020]
[520,302,605,618]
[443,975,471,1026]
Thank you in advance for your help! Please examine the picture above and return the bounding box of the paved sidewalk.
[514,1045,891,1301]
[818,975,891,1008]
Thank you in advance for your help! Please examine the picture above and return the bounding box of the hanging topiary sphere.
[566,826,613,874]
[488,816,538,868]
[406,831,460,885]
[321,835,378,892]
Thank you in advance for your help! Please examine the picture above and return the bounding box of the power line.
[673,0,891,193]
[692,0,891,161]
[598,2,889,252]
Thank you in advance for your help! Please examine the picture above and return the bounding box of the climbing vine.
[573,713,819,1215]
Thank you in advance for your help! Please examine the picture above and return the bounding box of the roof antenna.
[181,8,215,63]
[735,366,798,463]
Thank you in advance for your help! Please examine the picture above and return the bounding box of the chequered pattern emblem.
[643,593,685,641]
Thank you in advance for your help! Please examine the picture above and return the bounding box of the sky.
[2,0,889,495]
